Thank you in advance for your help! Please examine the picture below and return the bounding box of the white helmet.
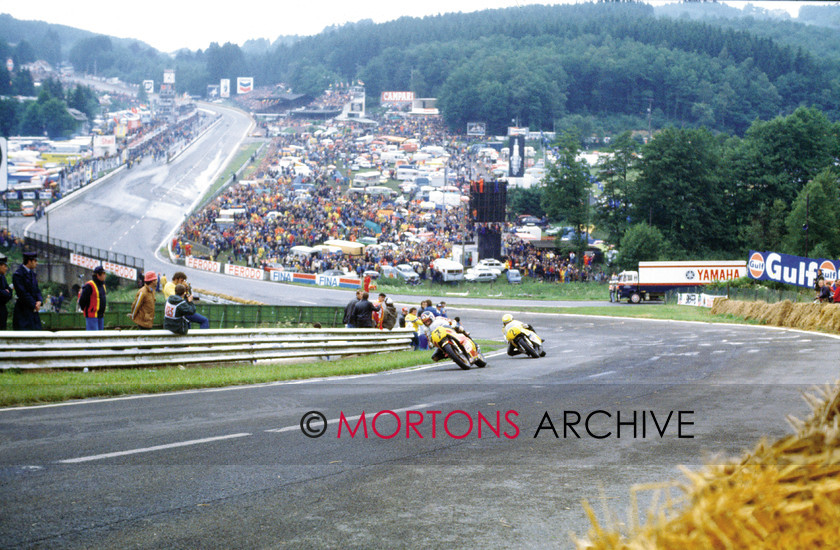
[420,311,435,325]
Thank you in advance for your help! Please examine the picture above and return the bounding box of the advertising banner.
[509,135,525,177]
[163,69,175,84]
[224,263,264,280]
[93,135,117,158]
[677,293,723,308]
[185,256,221,273]
[467,122,486,136]
[0,137,6,192]
[70,253,138,281]
[270,270,361,289]
[220,79,230,98]
[748,251,839,288]
[143,80,154,94]
[237,77,253,94]
[381,91,414,103]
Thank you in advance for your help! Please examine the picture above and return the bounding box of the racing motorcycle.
[504,321,545,359]
[429,324,487,370]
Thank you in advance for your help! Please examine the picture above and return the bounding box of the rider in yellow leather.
[421,310,469,361]
[502,313,545,356]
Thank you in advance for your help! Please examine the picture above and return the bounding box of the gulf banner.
[237,77,253,94]
[186,256,221,273]
[143,80,154,94]
[270,270,361,289]
[747,251,840,288]
[70,253,137,281]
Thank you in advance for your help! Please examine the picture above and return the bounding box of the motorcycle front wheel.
[443,342,471,370]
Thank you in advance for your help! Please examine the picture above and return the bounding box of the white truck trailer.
[617,260,746,303]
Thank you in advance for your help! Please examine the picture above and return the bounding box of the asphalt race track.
[3,312,839,548]
[5,106,840,548]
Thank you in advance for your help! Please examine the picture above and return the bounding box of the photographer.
[163,272,210,329]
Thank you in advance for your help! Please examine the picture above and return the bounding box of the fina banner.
[509,135,525,177]
[220,79,230,98]
[237,77,253,94]
[748,250,840,288]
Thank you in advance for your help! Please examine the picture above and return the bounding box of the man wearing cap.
[129,271,157,329]
[0,254,11,330]
[78,266,107,331]
[12,250,43,330]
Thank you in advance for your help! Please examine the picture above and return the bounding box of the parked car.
[362,269,380,280]
[395,263,421,283]
[465,270,498,283]
[506,269,522,284]
[477,258,505,274]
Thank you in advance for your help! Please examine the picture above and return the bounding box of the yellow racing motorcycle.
[429,324,487,370]
[502,315,545,359]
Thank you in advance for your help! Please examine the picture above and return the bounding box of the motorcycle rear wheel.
[443,343,471,370]
[517,335,540,359]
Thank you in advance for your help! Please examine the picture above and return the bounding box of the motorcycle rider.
[420,311,471,361]
[502,314,546,356]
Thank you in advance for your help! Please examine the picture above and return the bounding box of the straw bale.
[574,381,840,550]
[711,300,840,335]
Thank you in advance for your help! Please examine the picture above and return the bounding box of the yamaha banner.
[748,250,840,288]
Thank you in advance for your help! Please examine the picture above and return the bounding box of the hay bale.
[574,381,840,550]
[765,300,794,327]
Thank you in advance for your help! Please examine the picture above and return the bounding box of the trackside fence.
[1,328,415,370]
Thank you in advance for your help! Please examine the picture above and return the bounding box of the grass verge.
[0,340,503,407]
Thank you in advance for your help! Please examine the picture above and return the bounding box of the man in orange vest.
[78,266,107,330]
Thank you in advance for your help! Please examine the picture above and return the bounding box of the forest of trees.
[536,106,840,269]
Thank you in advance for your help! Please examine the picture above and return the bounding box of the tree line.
[538,107,840,269]
[4,3,840,138]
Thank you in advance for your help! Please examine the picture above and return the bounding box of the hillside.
[3,2,840,136]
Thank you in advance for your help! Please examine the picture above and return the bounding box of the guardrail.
[1,328,415,370]
[27,304,346,332]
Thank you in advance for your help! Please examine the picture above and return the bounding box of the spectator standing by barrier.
[163,272,209,329]
[78,266,107,331]
[344,290,361,328]
[382,297,397,330]
[12,250,43,331]
[0,254,11,330]
[352,292,377,328]
[129,271,157,329]
[164,284,197,335]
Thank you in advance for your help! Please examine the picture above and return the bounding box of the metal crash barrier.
[1,328,414,370]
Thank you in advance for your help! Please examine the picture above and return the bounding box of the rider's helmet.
[502,314,514,325]
[420,311,435,325]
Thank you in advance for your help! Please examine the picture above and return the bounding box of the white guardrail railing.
[1,328,415,370]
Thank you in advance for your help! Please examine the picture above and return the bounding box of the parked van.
[396,167,419,181]
[352,171,381,188]
[431,258,464,282]
[20,200,36,216]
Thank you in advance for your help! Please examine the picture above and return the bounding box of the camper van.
[352,171,381,188]
[395,166,419,181]
[431,258,464,282]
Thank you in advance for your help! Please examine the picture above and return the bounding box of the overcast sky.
[1,1,825,53]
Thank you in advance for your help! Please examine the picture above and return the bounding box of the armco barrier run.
[1,328,415,370]
[23,304,347,332]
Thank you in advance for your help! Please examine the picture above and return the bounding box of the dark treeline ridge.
[3,2,839,137]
